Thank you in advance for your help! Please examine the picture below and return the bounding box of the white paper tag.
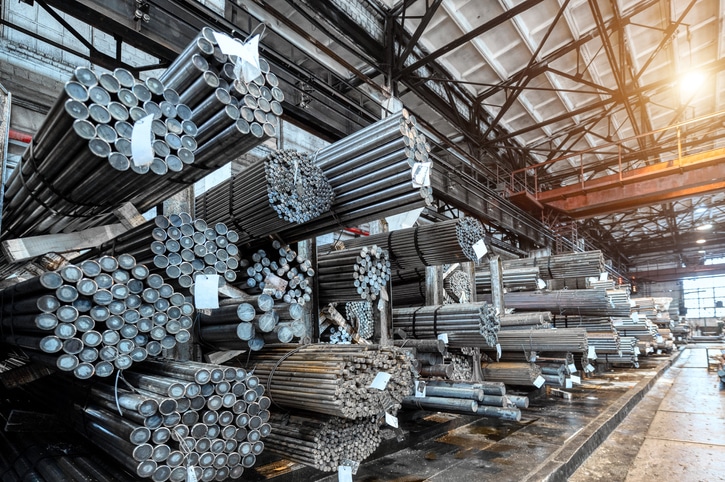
[411,161,432,187]
[565,378,573,388]
[657,349,662,355]
[585,364,595,373]
[213,31,243,55]
[587,346,597,360]
[231,35,262,82]
[437,333,448,344]
[385,412,399,428]
[187,467,198,482]
[380,286,389,302]
[472,239,488,260]
[634,346,641,355]
[568,363,577,374]
[536,278,547,290]
[631,312,640,322]
[571,375,581,384]
[338,465,353,482]
[369,372,391,390]
[496,343,502,359]
[629,299,636,307]
[533,375,545,388]
[263,273,288,293]
[131,114,155,166]
[414,380,426,398]
[599,272,608,281]
[194,274,220,309]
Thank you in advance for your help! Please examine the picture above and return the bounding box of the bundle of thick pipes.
[402,385,522,421]
[411,379,523,419]
[392,303,500,348]
[318,245,391,303]
[265,412,381,472]
[330,217,487,271]
[278,110,434,242]
[0,256,193,378]
[194,150,334,244]
[500,289,629,317]
[236,240,313,305]
[501,250,605,280]
[243,344,414,419]
[198,294,305,350]
[537,360,566,386]
[444,270,472,303]
[475,266,541,293]
[22,360,268,480]
[345,301,375,339]
[482,328,588,360]
[499,311,551,330]
[481,362,543,387]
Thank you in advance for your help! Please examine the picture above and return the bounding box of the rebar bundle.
[500,288,629,317]
[329,217,487,271]
[265,411,381,472]
[23,360,268,480]
[243,344,414,419]
[318,245,391,303]
[392,303,500,348]
[483,328,589,358]
[195,150,333,244]
[481,362,543,387]
[0,256,193,378]
[444,270,472,303]
[586,331,621,354]
[345,301,375,339]
[278,110,434,242]
[476,266,541,293]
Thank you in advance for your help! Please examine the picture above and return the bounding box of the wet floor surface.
[246,354,676,482]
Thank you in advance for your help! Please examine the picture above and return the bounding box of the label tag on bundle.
[631,312,639,322]
[533,375,545,388]
[585,363,595,373]
[340,460,360,475]
[537,278,547,290]
[588,346,597,360]
[473,239,488,260]
[567,363,577,374]
[634,346,641,355]
[411,161,431,187]
[599,272,608,281]
[263,273,288,293]
[369,372,391,390]
[187,467,198,482]
[657,349,662,355]
[571,375,581,384]
[213,31,242,55]
[235,35,262,83]
[385,412,399,428]
[437,333,448,344]
[565,378,573,388]
[194,274,219,309]
[496,343,502,360]
[131,114,154,166]
[414,380,426,398]
[380,286,389,302]
[338,465,353,482]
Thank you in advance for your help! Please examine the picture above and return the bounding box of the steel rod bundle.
[390,280,426,306]
[476,266,541,293]
[195,150,333,244]
[481,362,543,387]
[0,255,193,378]
[546,277,593,291]
[584,330,621,355]
[499,288,628,317]
[612,317,658,342]
[482,328,588,358]
[499,311,552,330]
[500,250,605,280]
[243,344,414,419]
[278,110,434,242]
[597,336,639,367]
[23,360,268,480]
[448,353,473,380]
[327,217,487,271]
[345,301,375,339]
[265,411,381,472]
[551,314,616,332]
[318,245,391,303]
[424,379,507,396]
[444,270,472,303]
[392,302,500,348]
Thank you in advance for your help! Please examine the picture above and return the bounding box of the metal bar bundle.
[585,330,621,355]
[390,279,426,306]
[243,344,414,419]
[481,362,543,387]
[265,411,381,472]
[328,217,487,271]
[392,302,500,348]
[500,288,629,317]
[551,314,616,332]
[448,353,473,380]
[476,266,541,293]
[23,360,268,480]
[612,317,658,342]
[444,269,472,303]
[0,255,193,379]
[598,335,639,367]
[499,312,552,330]
[318,245,391,303]
[345,301,375,339]
[501,250,605,280]
[278,110,434,241]
[482,328,589,358]
[195,150,333,244]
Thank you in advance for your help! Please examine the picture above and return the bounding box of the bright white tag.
[369,372,391,390]
[414,380,426,398]
[571,375,581,384]
[533,375,545,388]
[634,346,641,355]
[263,273,288,293]
[588,345,597,360]
[496,343,502,359]
[631,312,640,322]
[536,278,547,290]
[411,161,432,187]
[565,378,573,388]
[194,274,220,309]
[585,364,595,373]
[131,114,154,166]
[187,467,198,482]
[437,333,448,344]
[233,35,262,82]
[568,363,577,374]
[385,412,399,428]
[599,272,608,281]
[380,286,389,302]
[657,349,662,355]
[213,31,243,55]
[472,239,488,259]
[338,465,353,482]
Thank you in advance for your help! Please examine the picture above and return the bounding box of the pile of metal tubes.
[476,266,541,293]
[613,317,659,342]
[318,245,391,303]
[392,303,500,348]
[598,336,639,367]
[195,150,333,244]
[198,294,305,351]
[23,360,268,480]
[500,289,627,317]
[444,270,472,303]
[278,110,434,241]
[345,301,375,339]
[405,380,523,420]
[243,344,414,419]
[482,328,589,359]
[481,362,543,387]
[501,250,605,280]
[0,256,193,378]
[265,412,381,472]
[499,312,552,330]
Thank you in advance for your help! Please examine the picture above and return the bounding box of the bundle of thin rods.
[195,150,333,244]
[499,312,552,330]
[444,270,472,303]
[278,110,434,241]
[481,362,543,387]
[482,328,589,359]
[330,217,487,271]
[345,301,375,339]
[476,266,541,293]
[23,360,268,480]
[244,344,414,419]
[0,256,193,378]
[500,289,627,317]
[501,250,605,280]
[392,302,500,348]
[318,245,391,303]
[265,412,381,472]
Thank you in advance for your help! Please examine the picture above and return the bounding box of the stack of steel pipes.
[195,150,334,244]
[607,289,634,316]
[318,245,391,303]
[448,352,474,380]
[613,317,659,342]
[547,277,593,290]
[404,380,523,420]
[392,303,500,348]
[265,412,381,472]
[198,294,305,351]
[476,266,541,293]
[330,217,487,271]
[390,280,426,306]
[0,256,193,378]
[482,328,588,359]
[500,289,624,316]
[499,312,552,330]
[243,344,414,419]
[345,300,375,339]
[236,240,313,305]
[444,270,472,303]
[586,330,621,355]
[0,66,200,239]
[481,362,543,387]
[23,360,268,480]
[505,250,605,280]
[551,314,615,332]
[598,336,639,367]
[278,110,434,242]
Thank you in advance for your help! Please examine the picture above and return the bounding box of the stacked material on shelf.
[476,266,541,293]
[317,245,391,303]
[481,362,543,388]
[500,288,631,317]
[598,336,639,367]
[481,328,588,360]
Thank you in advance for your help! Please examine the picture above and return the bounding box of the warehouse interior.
[0,0,724,481]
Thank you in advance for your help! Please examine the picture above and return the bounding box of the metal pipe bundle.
[499,311,552,330]
[448,353,473,380]
[481,362,543,387]
[586,330,621,355]
[444,270,472,303]
[265,412,381,472]
[612,317,659,342]
[345,301,375,339]
[392,302,500,348]
[482,328,588,358]
[328,217,487,271]
[0,255,193,378]
[243,344,414,419]
[476,266,541,293]
[551,314,615,332]
[278,110,434,242]
[318,245,391,303]
[501,250,605,280]
[390,279,426,306]
[499,288,629,317]
[598,335,639,367]
[195,150,333,244]
[424,379,507,396]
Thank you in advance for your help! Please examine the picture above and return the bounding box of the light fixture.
[698,250,706,254]
[680,70,705,101]
[696,239,706,244]
[696,223,713,230]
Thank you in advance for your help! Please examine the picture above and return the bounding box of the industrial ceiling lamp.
[696,239,706,244]
[696,223,713,231]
